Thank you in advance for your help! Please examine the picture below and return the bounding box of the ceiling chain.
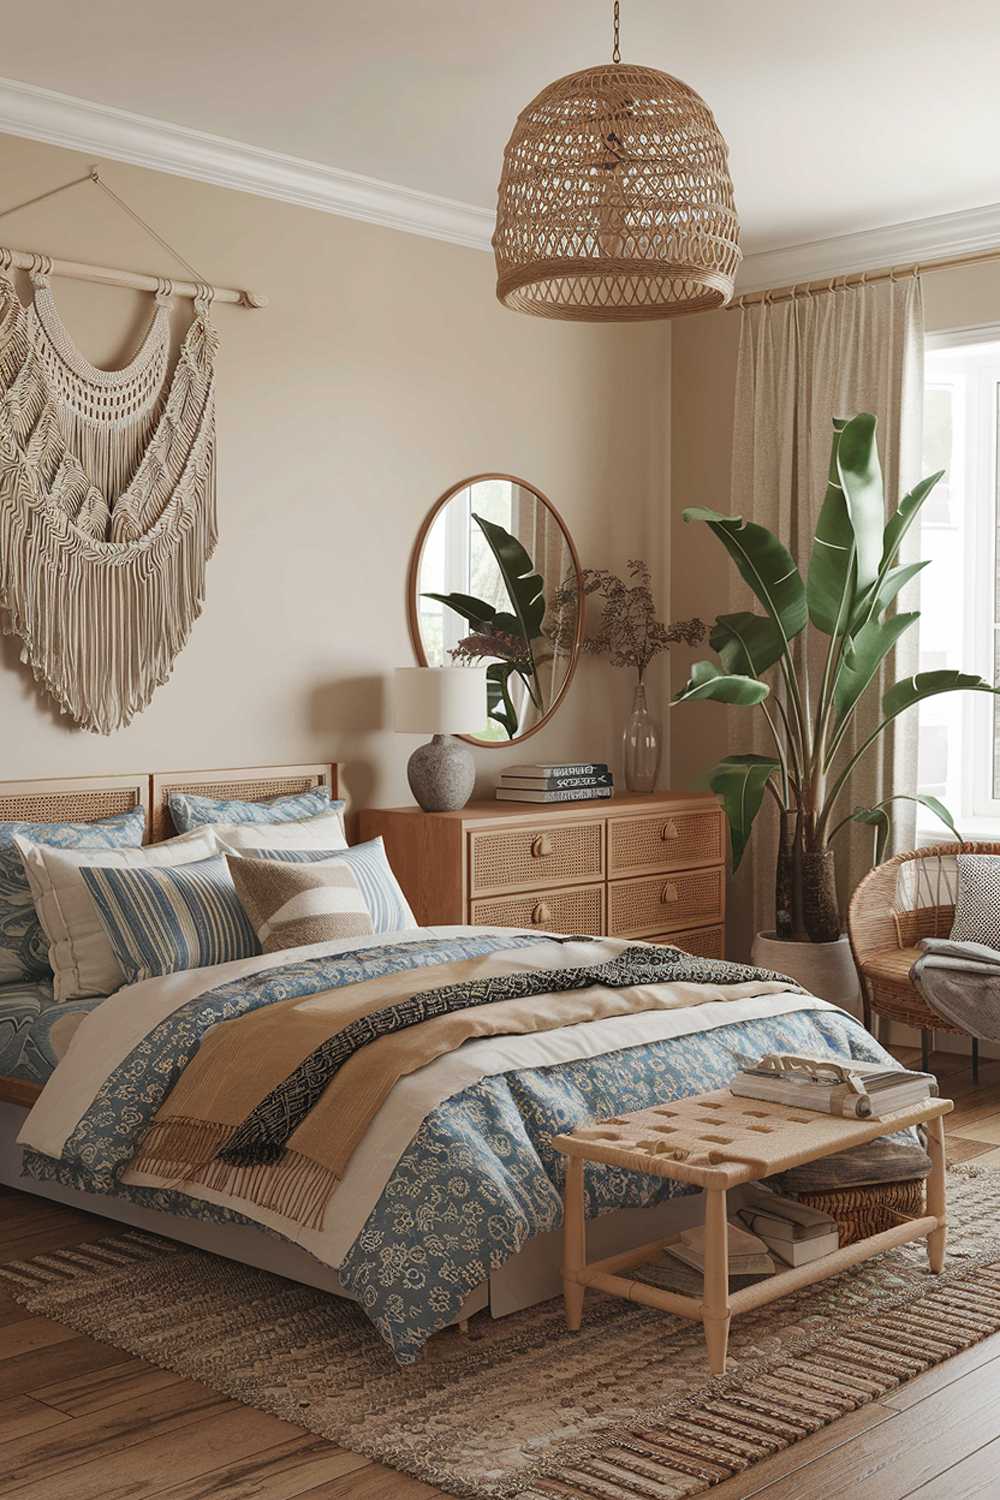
[612,0,621,62]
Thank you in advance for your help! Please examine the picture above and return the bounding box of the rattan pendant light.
[493,1,741,321]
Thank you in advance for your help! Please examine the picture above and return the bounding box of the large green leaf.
[848,794,961,865]
[473,514,545,640]
[883,670,1000,721]
[672,661,771,707]
[833,612,919,727]
[709,754,781,870]
[422,591,497,630]
[485,662,519,739]
[709,611,786,678]
[836,413,885,596]
[683,509,807,646]
[806,418,856,635]
[882,471,944,571]
[849,560,929,633]
[848,472,942,634]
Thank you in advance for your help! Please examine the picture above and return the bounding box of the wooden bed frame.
[0,761,715,1325]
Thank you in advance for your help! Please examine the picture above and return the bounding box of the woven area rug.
[5,1166,1000,1500]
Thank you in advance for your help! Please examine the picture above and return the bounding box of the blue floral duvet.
[17,933,897,1363]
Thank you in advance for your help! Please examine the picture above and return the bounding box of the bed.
[0,765,914,1364]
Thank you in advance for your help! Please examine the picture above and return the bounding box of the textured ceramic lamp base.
[407,734,475,812]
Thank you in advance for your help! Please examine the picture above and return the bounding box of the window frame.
[923,326,1000,828]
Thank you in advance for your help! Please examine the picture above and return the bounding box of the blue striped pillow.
[168,786,338,833]
[82,855,261,985]
[237,838,417,934]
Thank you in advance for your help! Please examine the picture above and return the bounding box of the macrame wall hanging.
[0,169,265,735]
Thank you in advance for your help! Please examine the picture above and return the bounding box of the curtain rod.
[729,243,1000,310]
[0,245,267,308]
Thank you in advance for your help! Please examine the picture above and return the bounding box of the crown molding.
[2,73,998,286]
[738,201,1000,293]
[0,75,496,251]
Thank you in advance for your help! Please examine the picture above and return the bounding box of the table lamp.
[393,666,488,811]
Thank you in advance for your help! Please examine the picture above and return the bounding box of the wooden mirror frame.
[407,473,585,747]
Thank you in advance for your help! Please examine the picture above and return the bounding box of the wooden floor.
[2,1043,1000,1499]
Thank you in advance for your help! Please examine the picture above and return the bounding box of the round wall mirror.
[408,474,584,744]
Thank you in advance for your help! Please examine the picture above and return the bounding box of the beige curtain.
[728,276,925,957]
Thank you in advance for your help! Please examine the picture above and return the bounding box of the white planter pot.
[750,931,862,1019]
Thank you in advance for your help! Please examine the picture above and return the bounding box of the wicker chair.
[848,841,1000,1079]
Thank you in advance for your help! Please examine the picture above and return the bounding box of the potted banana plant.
[672,412,997,998]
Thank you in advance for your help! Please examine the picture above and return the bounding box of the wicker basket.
[798,1177,926,1247]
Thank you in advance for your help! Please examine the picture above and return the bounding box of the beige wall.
[669,257,1000,951]
[0,134,670,815]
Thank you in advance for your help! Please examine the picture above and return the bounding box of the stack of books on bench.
[496,762,614,804]
[735,1184,840,1267]
[655,1221,775,1295]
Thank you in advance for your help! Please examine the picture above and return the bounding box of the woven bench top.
[553,1087,953,1191]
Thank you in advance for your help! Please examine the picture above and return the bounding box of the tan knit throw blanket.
[130,938,794,1231]
[0,265,218,733]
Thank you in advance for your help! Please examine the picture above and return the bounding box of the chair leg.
[921,1029,931,1074]
[972,1037,980,1084]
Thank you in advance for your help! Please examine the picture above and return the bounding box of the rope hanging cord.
[0,169,265,309]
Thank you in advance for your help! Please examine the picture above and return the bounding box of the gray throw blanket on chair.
[911,937,1000,1041]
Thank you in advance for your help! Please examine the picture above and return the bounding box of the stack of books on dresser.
[495,762,614,804]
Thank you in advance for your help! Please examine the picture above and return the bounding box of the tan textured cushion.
[228,855,374,954]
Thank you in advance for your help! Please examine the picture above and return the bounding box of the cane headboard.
[150,763,339,841]
[0,774,151,838]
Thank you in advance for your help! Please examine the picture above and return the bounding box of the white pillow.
[15,827,217,1001]
[215,805,348,854]
[950,854,1000,946]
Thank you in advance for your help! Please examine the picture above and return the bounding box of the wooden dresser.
[359,792,726,957]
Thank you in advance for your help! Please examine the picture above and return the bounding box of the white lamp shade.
[393,666,487,735]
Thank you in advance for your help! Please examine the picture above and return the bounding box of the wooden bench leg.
[563,1156,586,1331]
[926,1114,947,1274]
[702,1185,731,1375]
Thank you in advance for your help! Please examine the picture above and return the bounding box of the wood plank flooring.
[1,1042,999,1499]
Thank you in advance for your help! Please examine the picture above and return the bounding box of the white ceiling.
[2,0,999,255]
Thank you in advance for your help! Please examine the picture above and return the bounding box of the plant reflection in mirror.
[423,513,547,740]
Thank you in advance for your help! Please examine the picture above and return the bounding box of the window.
[918,331,1000,828]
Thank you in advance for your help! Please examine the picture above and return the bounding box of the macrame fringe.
[0,272,218,734]
[131,1116,338,1231]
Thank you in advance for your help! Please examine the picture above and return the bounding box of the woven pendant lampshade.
[493,7,741,321]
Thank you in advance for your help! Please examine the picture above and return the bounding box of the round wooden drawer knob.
[531,834,554,858]
[532,901,552,925]
[660,882,678,904]
[661,820,678,840]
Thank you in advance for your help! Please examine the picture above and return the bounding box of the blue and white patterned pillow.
[82,855,261,985]
[0,978,54,1078]
[0,808,145,986]
[235,838,418,934]
[168,786,338,833]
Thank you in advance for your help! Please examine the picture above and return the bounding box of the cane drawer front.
[608,867,724,939]
[470,882,606,935]
[468,820,605,898]
[646,924,725,959]
[608,807,724,879]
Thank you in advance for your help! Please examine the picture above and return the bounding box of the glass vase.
[622,679,662,793]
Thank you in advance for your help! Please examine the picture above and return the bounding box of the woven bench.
[553,1088,951,1375]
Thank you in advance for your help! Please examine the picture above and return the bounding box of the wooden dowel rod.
[583,1269,703,1320]
[0,245,267,308]
[731,244,1000,311]
[727,1215,939,1314]
[577,1232,680,1280]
